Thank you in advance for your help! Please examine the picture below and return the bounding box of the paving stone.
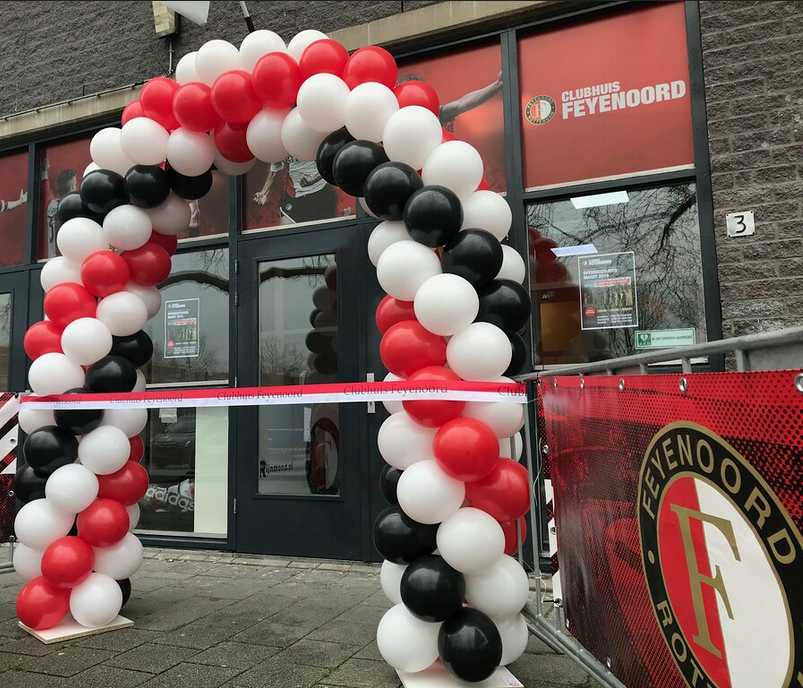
[229,618,316,649]
[188,577,272,600]
[0,650,31,672]
[323,657,402,687]
[178,553,213,562]
[353,640,383,662]
[288,561,320,569]
[133,597,236,631]
[307,619,377,646]
[317,563,351,572]
[291,569,347,585]
[508,652,592,686]
[277,639,362,669]
[222,592,300,619]
[104,642,200,674]
[360,591,393,608]
[348,566,379,574]
[525,633,560,655]
[0,669,72,687]
[0,635,60,656]
[233,656,330,688]
[136,662,242,688]
[75,628,162,653]
[189,641,280,669]
[333,604,385,626]
[0,617,28,640]
[21,647,116,677]
[127,577,173,593]
[61,665,150,688]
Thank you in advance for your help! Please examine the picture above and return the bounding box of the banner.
[0,393,19,543]
[539,371,803,688]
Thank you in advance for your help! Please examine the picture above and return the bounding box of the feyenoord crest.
[525,95,556,125]
[638,422,803,688]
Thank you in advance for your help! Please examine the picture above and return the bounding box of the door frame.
[0,268,32,393]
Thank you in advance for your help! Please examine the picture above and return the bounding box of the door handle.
[366,373,375,414]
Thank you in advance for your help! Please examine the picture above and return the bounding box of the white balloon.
[83,162,100,178]
[422,141,483,200]
[101,407,148,438]
[196,39,241,86]
[461,191,512,241]
[90,128,135,176]
[14,499,75,549]
[382,372,404,415]
[146,192,191,235]
[280,108,327,162]
[102,205,152,251]
[166,128,216,177]
[78,425,131,475]
[287,29,327,62]
[240,30,286,72]
[463,379,525,438]
[497,245,526,284]
[28,353,86,396]
[377,604,441,673]
[378,411,436,470]
[368,221,411,267]
[376,241,442,301]
[13,544,44,580]
[46,464,99,513]
[70,573,123,628]
[380,560,407,605]
[437,507,505,575]
[125,283,161,320]
[296,74,350,133]
[447,322,512,381]
[414,274,479,337]
[19,400,56,434]
[61,318,113,365]
[465,555,530,618]
[133,369,147,393]
[120,118,169,166]
[495,613,529,665]
[41,256,83,292]
[96,292,148,336]
[93,532,144,580]
[56,218,108,262]
[126,503,140,531]
[246,108,290,163]
[383,106,442,171]
[499,432,523,461]
[344,83,399,142]
[175,51,200,84]
[312,285,335,311]
[397,460,465,525]
[213,151,256,176]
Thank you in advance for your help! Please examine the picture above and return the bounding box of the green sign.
[635,329,696,350]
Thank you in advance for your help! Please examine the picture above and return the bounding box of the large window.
[0,150,30,267]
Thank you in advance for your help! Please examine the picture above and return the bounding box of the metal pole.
[239,1,255,32]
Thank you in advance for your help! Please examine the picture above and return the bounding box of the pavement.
[0,545,599,688]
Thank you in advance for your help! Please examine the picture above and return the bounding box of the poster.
[165,298,200,358]
[579,252,637,330]
[0,150,29,268]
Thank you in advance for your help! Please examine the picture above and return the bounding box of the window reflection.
[0,293,10,389]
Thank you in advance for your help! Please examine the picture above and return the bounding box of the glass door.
[0,271,29,393]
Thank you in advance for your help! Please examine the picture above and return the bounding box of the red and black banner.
[539,371,803,688]
[0,393,19,542]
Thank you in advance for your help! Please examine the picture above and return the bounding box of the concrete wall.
[700,0,803,337]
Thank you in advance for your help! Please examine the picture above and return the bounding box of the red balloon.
[148,229,178,256]
[40,537,95,589]
[375,296,416,335]
[394,81,440,117]
[129,435,144,463]
[16,577,70,630]
[214,120,253,163]
[500,516,528,556]
[122,100,145,126]
[532,237,559,264]
[298,39,349,81]
[80,251,131,298]
[24,320,63,360]
[43,283,97,329]
[140,77,180,131]
[77,498,130,547]
[97,462,149,506]
[465,460,531,522]
[173,82,220,132]
[434,417,500,481]
[211,70,262,124]
[403,366,465,428]
[380,321,446,378]
[253,52,301,108]
[343,46,398,89]
[121,243,172,287]
[476,178,491,191]
[441,129,457,143]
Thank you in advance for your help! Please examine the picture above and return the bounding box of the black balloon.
[117,578,132,608]
[124,165,170,208]
[313,351,338,376]
[403,186,463,248]
[331,141,389,197]
[505,332,527,377]
[316,127,355,185]
[12,465,47,504]
[110,331,154,368]
[372,506,438,564]
[79,169,128,215]
[309,309,322,328]
[167,166,214,200]
[23,426,79,475]
[67,518,79,537]
[400,555,465,622]
[475,280,531,334]
[54,387,104,436]
[441,229,504,289]
[439,608,504,683]
[305,331,331,354]
[86,355,137,393]
[363,162,424,221]
[56,192,105,225]
[379,464,402,505]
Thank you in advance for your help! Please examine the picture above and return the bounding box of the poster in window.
[165,298,200,358]
[0,150,29,267]
[579,252,638,330]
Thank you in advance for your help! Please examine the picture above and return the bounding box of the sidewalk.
[0,546,598,688]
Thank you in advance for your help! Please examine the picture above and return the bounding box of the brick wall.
[700,0,803,337]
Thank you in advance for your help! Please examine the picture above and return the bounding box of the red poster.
[519,2,694,189]
[539,371,803,688]
[0,151,29,267]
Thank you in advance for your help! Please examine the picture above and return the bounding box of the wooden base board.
[19,614,133,644]
[398,661,523,687]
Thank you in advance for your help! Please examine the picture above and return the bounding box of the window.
[0,150,30,267]
[178,171,230,240]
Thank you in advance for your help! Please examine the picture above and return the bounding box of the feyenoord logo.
[638,422,803,688]
[525,95,556,125]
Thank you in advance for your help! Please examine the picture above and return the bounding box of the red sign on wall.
[519,2,694,189]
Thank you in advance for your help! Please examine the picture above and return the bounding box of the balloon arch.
[12,29,532,683]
